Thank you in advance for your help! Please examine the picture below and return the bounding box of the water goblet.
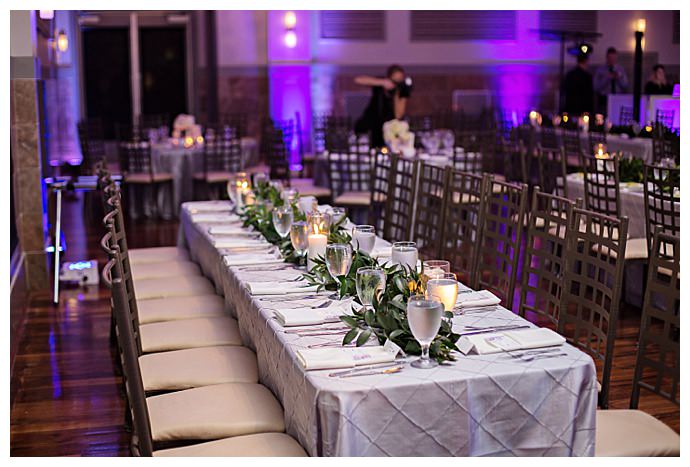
[272,206,294,239]
[391,241,418,271]
[407,295,444,369]
[290,221,309,265]
[352,225,376,254]
[356,267,386,310]
[422,260,450,279]
[325,244,353,299]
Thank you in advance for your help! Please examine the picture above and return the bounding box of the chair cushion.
[334,191,370,206]
[134,275,215,300]
[140,346,258,391]
[125,172,174,183]
[289,178,331,198]
[131,260,201,281]
[153,433,307,457]
[137,294,226,325]
[595,409,680,457]
[193,171,235,183]
[146,383,286,442]
[140,316,242,353]
[594,236,650,260]
[129,247,190,265]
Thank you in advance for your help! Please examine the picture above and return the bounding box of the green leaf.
[343,328,359,345]
[388,329,405,340]
[356,329,372,347]
[340,316,359,328]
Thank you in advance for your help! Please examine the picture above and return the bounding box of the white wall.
[215,10,267,67]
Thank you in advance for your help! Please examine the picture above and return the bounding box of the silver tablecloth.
[178,202,598,456]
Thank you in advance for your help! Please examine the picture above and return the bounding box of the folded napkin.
[223,253,284,267]
[457,327,565,355]
[213,237,269,249]
[245,281,319,296]
[188,201,233,213]
[209,225,253,235]
[296,346,395,371]
[191,213,240,223]
[273,303,351,327]
[455,290,501,309]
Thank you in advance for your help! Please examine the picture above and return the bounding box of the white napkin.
[457,328,565,355]
[209,225,252,235]
[223,254,284,267]
[191,213,240,223]
[188,201,233,213]
[296,346,395,371]
[245,281,319,296]
[212,237,269,249]
[273,300,352,326]
[455,290,501,309]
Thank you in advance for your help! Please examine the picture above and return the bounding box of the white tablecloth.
[178,201,598,456]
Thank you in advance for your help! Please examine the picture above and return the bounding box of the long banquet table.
[178,201,598,456]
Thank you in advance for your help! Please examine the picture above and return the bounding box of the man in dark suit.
[561,53,594,116]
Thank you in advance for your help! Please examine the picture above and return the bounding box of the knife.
[339,366,404,378]
[458,324,530,336]
[329,362,402,378]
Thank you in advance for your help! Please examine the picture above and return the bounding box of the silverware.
[258,294,323,302]
[296,330,347,337]
[458,325,530,336]
[520,352,567,362]
[329,362,402,378]
[282,324,346,334]
[463,324,524,331]
[237,264,296,272]
[339,366,404,378]
[502,348,563,359]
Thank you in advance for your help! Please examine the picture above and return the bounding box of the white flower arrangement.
[382,119,415,157]
[172,114,202,139]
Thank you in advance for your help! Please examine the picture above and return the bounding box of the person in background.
[354,64,410,148]
[593,47,629,114]
[645,64,674,95]
[561,53,594,116]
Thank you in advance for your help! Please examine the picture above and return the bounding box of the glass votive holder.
[391,241,418,271]
[426,272,459,312]
[422,260,451,279]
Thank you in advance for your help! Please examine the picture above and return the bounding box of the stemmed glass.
[290,221,309,265]
[356,267,386,311]
[423,260,450,279]
[407,295,444,369]
[325,244,353,299]
[352,225,376,254]
[272,206,293,239]
[426,272,459,312]
[283,188,298,205]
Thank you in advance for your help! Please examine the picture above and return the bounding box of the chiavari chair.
[77,118,107,175]
[503,139,530,184]
[618,106,634,125]
[580,153,621,218]
[540,126,560,151]
[368,151,392,235]
[102,255,306,456]
[118,139,173,218]
[562,128,584,168]
[194,124,243,199]
[439,170,487,286]
[263,122,291,185]
[220,113,249,139]
[328,151,373,216]
[655,109,675,130]
[473,178,527,308]
[536,144,568,198]
[412,162,450,258]
[595,230,680,457]
[518,188,577,327]
[652,125,679,164]
[383,155,418,242]
[558,208,628,409]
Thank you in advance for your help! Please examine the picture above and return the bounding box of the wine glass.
[407,295,443,369]
[356,267,386,310]
[283,188,298,205]
[352,225,376,254]
[426,272,459,312]
[272,206,293,239]
[325,244,353,299]
[290,221,309,264]
[423,260,450,279]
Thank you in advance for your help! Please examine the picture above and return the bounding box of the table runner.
[179,201,598,456]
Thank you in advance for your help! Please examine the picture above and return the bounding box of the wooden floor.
[9,192,679,456]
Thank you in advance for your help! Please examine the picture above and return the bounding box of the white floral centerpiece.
[171,114,202,139]
[383,119,415,157]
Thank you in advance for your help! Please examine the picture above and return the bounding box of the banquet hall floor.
[8,192,680,456]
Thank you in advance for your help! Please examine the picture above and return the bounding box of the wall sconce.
[283,11,297,48]
[636,18,646,33]
[39,10,55,20]
[56,30,68,52]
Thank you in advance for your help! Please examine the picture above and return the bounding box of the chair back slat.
[474,178,528,307]
[580,154,621,217]
[643,164,680,255]
[558,208,628,408]
[328,152,373,196]
[203,124,243,175]
[412,163,449,258]
[119,141,154,178]
[368,152,391,235]
[383,155,418,242]
[537,145,568,198]
[440,170,486,286]
[631,230,680,408]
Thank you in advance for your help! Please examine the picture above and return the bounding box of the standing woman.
[354,64,411,148]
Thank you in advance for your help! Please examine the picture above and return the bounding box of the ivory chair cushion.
[147,383,286,442]
[131,260,201,281]
[134,275,215,300]
[153,433,307,457]
[137,294,226,324]
[140,316,242,353]
[334,191,370,206]
[193,171,235,183]
[289,178,332,199]
[595,237,649,261]
[140,346,258,391]
[125,172,174,184]
[129,247,190,264]
[595,409,680,457]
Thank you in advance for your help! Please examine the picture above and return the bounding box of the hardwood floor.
[9,192,679,456]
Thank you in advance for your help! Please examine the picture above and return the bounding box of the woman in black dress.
[354,65,410,148]
[645,64,674,95]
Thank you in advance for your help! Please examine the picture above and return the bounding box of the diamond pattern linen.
[178,201,598,456]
